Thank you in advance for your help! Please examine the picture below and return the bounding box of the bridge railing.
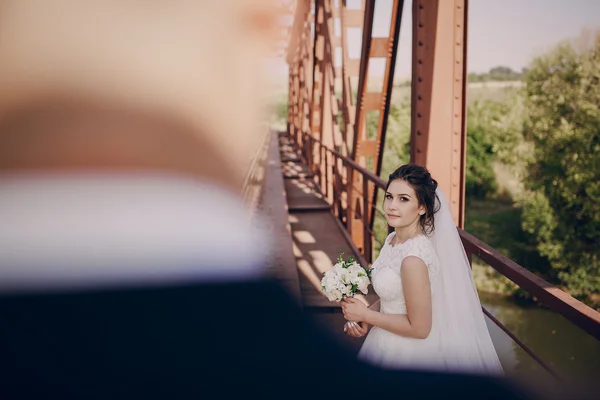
[294,129,600,380]
[241,130,271,214]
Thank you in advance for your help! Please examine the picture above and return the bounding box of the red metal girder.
[410,0,468,227]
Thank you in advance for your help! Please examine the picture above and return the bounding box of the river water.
[480,291,600,385]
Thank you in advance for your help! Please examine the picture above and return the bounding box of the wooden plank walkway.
[257,132,302,304]
[277,132,373,352]
[289,212,353,308]
[282,161,313,180]
[284,179,330,212]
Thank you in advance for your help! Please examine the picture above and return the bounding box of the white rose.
[320,278,328,292]
[326,291,337,302]
[348,263,363,275]
[349,266,364,283]
[348,264,366,281]
[323,270,339,288]
[341,269,352,285]
[331,288,343,301]
[340,283,352,296]
[357,277,369,294]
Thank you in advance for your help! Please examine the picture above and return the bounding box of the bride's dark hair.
[386,164,440,235]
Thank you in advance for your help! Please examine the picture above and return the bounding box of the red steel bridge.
[243,0,600,385]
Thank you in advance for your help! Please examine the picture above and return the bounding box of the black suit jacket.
[0,276,539,399]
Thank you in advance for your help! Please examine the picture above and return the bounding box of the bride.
[341,164,503,375]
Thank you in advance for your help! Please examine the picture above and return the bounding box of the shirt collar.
[0,172,271,293]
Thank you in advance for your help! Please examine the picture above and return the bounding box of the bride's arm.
[343,256,432,339]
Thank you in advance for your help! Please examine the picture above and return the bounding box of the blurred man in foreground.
[0,1,549,398]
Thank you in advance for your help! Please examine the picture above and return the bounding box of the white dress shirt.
[0,172,271,293]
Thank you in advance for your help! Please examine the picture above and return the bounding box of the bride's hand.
[344,321,369,338]
[341,297,368,322]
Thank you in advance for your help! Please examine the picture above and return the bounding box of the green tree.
[489,66,521,81]
[466,92,530,199]
[520,32,600,305]
[380,101,411,179]
[465,120,497,198]
[468,66,524,83]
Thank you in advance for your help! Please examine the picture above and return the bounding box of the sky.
[269,0,600,80]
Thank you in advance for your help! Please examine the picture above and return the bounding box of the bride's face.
[383,179,425,230]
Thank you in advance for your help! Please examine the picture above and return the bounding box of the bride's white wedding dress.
[358,233,443,370]
[358,190,504,376]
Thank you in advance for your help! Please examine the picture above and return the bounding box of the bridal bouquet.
[321,253,371,302]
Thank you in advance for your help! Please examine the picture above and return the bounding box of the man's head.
[0,0,279,190]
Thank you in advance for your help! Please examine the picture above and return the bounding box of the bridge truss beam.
[287,0,468,256]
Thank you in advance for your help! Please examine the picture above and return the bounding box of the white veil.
[429,189,504,375]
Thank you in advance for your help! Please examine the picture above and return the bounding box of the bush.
[465,89,531,200]
[465,123,497,198]
[520,31,600,305]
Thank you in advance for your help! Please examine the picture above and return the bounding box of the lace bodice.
[369,233,439,315]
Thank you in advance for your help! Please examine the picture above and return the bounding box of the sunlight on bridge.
[297,258,326,293]
[292,242,303,257]
[294,180,316,194]
[308,250,335,273]
[293,230,316,244]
